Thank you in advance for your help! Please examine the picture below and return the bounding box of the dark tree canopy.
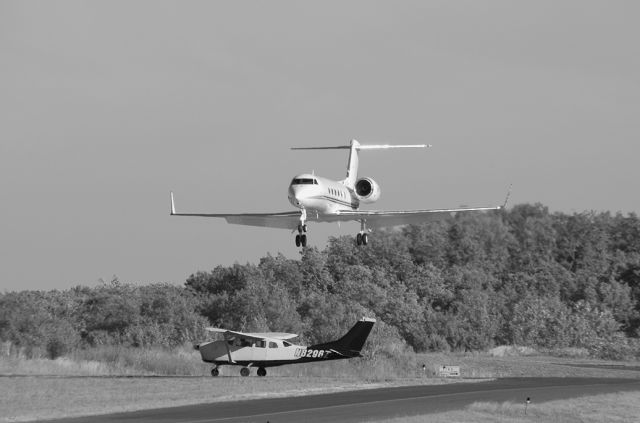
[2,204,640,359]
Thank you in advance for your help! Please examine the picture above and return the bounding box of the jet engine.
[354,177,381,203]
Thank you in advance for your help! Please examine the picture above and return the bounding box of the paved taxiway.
[38,377,640,423]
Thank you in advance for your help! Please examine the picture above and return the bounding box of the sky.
[1,1,639,291]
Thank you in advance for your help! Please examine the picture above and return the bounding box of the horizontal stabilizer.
[291,141,431,151]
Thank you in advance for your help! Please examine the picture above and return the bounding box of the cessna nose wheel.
[240,367,250,377]
[211,367,219,377]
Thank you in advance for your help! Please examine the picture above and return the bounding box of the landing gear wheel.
[361,233,368,246]
[240,367,250,377]
[302,224,307,233]
[356,233,362,246]
[257,367,267,377]
[301,234,307,247]
[211,368,219,377]
[295,234,301,247]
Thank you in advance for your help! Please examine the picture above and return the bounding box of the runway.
[38,377,640,423]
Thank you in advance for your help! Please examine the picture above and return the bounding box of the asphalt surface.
[38,377,640,423]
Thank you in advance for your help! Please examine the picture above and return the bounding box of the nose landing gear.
[295,233,307,247]
[295,209,308,248]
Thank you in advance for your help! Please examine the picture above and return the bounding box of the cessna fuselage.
[195,318,376,377]
[198,336,347,368]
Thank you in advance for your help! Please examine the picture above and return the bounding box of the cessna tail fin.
[310,317,376,355]
[292,140,429,189]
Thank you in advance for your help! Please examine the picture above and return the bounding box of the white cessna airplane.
[195,317,375,377]
[170,139,505,247]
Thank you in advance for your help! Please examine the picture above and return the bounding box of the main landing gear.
[210,366,266,377]
[295,209,308,248]
[356,219,369,246]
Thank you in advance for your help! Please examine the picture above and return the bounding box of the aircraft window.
[256,340,266,348]
[283,341,292,347]
[292,178,317,185]
[268,341,278,348]
[240,338,252,347]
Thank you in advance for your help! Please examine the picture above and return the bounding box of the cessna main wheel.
[257,367,267,377]
[211,368,219,377]
[240,367,250,377]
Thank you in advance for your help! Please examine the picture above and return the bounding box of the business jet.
[195,317,375,377]
[170,139,506,247]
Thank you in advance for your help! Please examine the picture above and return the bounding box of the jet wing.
[327,205,502,230]
[206,327,298,341]
[170,192,301,230]
[174,211,302,230]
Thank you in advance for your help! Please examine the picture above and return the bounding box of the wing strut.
[222,333,235,364]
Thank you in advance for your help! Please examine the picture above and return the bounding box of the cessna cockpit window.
[256,340,266,348]
[268,341,278,348]
[292,178,318,185]
[283,341,292,347]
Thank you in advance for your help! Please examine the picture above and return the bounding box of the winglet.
[170,191,176,215]
[502,184,513,209]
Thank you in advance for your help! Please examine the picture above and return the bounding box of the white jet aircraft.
[195,317,375,377]
[170,139,505,247]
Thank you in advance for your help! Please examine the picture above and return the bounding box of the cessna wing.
[327,205,503,230]
[206,327,298,341]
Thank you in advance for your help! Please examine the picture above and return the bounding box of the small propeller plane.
[195,317,375,377]
[171,139,506,247]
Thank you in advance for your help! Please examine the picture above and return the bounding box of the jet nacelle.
[354,177,381,203]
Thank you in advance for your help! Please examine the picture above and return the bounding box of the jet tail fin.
[292,140,429,189]
[310,317,376,355]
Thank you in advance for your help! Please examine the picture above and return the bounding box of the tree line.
[1,203,639,360]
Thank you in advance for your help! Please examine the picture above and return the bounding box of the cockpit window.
[283,341,292,347]
[292,178,318,185]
